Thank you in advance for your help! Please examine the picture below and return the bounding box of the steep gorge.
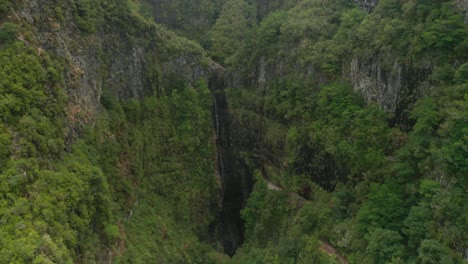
[0,0,467,263]
[203,0,468,262]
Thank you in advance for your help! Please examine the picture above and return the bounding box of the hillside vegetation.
[0,0,466,263]
[213,0,467,263]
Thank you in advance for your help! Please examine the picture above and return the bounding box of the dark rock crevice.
[209,73,254,256]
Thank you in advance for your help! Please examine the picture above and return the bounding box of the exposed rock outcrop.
[458,0,468,23]
[348,54,432,126]
[350,56,402,112]
[15,0,208,130]
[354,0,378,13]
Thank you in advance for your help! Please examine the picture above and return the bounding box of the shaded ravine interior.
[209,73,254,256]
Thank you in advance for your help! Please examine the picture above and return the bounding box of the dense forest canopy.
[0,0,466,263]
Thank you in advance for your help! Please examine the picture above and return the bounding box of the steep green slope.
[211,0,467,263]
[0,0,222,263]
[226,81,466,264]
[0,0,467,263]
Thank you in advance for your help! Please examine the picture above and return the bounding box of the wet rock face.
[210,73,254,256]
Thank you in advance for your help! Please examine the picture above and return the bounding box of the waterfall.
[213,90,225,186]
[209,73,253,256]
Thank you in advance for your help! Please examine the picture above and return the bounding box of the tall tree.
[209,0,253,64]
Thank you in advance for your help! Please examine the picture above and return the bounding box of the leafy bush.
[0,22,19,45]
[0,0,10,14]
[74,0,97,32]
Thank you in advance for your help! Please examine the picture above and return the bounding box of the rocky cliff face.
[458,0,468,22]
[14,0,208,131]
[350,56,401,112]
[348,54,432,126]
[354,0,378,13]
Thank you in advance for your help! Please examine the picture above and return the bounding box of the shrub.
[0,22,19,45]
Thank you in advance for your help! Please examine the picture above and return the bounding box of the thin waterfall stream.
[209,73,253,256]
[212,91,225,186]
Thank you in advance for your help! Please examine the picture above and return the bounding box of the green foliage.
[280,0,344,43]
[374,0,402,17]
[0,22,19,45]
[243,11,287,64]
[418,239,457,264]
[90,81,220,262]
[0,55,218,263]
[216,0,465,262]
[454,63,468,83]
[232,174,339,264]
[364,228,404,264]
[140,0,223,44]
[0,43,48,123]
[209,0,253,64]
[414,9,467,58]
[403,205,433,249]
[115,200,216,264]
[0,3,218,260]
[357,182,407,231]
[0,0,467,263]
[224,0,467,258]
[0,151,112,263]
[0,0,10,14]
[73,0,97,33]
[264,80,316,121]
[0,124,11,166]
[241,175,290,246]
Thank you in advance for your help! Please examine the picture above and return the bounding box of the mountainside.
[0,1,221,263]
[212,1,467,263]
[0,0,467,263]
